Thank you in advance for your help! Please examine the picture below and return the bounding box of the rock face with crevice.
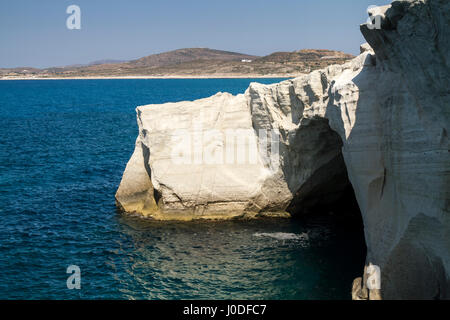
[116,0,449,299]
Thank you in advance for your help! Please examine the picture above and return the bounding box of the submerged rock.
[116,0,449,299]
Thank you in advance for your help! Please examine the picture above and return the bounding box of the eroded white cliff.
[116,0,449,299]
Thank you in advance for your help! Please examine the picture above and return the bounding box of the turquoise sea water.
[0,79,365,299]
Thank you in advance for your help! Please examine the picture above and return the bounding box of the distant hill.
[128,48,258,67]
[258,49,354,63]
[0,48,354,79]
[88,59,126,66]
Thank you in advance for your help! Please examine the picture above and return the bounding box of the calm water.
[0,79,365,299]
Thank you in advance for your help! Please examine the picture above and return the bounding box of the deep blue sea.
[0,79,365,299]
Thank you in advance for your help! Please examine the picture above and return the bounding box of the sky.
[0,0,389,68]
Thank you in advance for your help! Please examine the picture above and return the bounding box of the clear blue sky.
[0,0,389,68]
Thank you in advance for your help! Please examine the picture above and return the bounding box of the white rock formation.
[116,92,292,220]
[116,0,449,299]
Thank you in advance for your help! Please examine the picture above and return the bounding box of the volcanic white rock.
[117,0,449,299]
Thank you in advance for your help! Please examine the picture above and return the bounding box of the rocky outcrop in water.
[117,0,449,299]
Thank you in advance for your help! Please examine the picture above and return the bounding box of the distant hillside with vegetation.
[0,48,354,79]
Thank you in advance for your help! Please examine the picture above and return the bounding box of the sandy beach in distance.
[0,74,297,80]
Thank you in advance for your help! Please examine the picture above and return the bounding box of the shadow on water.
[111,208,366,300]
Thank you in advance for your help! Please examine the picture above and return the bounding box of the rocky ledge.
[116,0,449,299]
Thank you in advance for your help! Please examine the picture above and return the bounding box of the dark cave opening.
[288,172,367,298]
[288,181,363,223]
[283,117,367,294]
[284,117,364,223]
[286,166,367,257]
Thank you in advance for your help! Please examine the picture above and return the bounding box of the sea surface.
[0,79,365,299]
